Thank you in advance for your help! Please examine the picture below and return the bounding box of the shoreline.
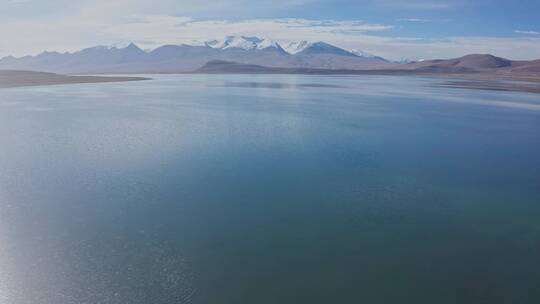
[2,69,540,95]
[435,79,540,94]
[0,70,150,89]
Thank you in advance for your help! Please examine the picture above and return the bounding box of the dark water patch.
[435,79,540,94]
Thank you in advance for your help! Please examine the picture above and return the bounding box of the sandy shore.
[0,70,149,88]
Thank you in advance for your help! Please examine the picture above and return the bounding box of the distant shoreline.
[186,60,540,94]
[0,70,150,89]
[2,68,540,95]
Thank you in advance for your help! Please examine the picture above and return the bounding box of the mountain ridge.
[195,57,540,77]
[1,37,538,75]
[0,37,390,73]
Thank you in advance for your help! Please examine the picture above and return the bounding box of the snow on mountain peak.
[205,36,281,51]
[283,41,312,54]
[283,41,355,56]
[350,49,377,58]
[256,38,281,50]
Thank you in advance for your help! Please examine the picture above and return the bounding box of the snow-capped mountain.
[0,36,390,73]
[284,41,384,61]
[283,41,312,54]
[350,49,388,62]
[205,36,283,51]
[294,42,356,57]
[350,49,376,58]
[394,58,417,64]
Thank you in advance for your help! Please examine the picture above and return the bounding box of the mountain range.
[0,36,538,75]
[0,36,390,73]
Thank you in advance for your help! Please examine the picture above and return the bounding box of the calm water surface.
[0,75,539,304]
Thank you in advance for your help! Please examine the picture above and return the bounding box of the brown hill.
[509,59,540,73]
[404,54,514,72]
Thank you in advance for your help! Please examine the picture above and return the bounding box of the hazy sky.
[2,0,540,60]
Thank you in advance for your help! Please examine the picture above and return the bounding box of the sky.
[1,0,540,60]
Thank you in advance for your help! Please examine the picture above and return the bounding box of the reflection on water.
[215,81,346,89]
[435,79,540,95]
[0,74,539,304]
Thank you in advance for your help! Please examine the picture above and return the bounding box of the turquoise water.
[0,75,539,304]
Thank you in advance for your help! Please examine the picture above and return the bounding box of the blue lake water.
[0,75,539,304]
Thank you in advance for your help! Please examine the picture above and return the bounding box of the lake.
[0,74,539,304]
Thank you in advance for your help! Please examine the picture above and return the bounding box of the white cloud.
[396,18,432,22]
[515,30,540,35]
[1,11,540,61]
[352,36,540,61]
[103,17,393,46]
[7,0,29,4]
[0,15,393,56]
[378,0,452,10]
